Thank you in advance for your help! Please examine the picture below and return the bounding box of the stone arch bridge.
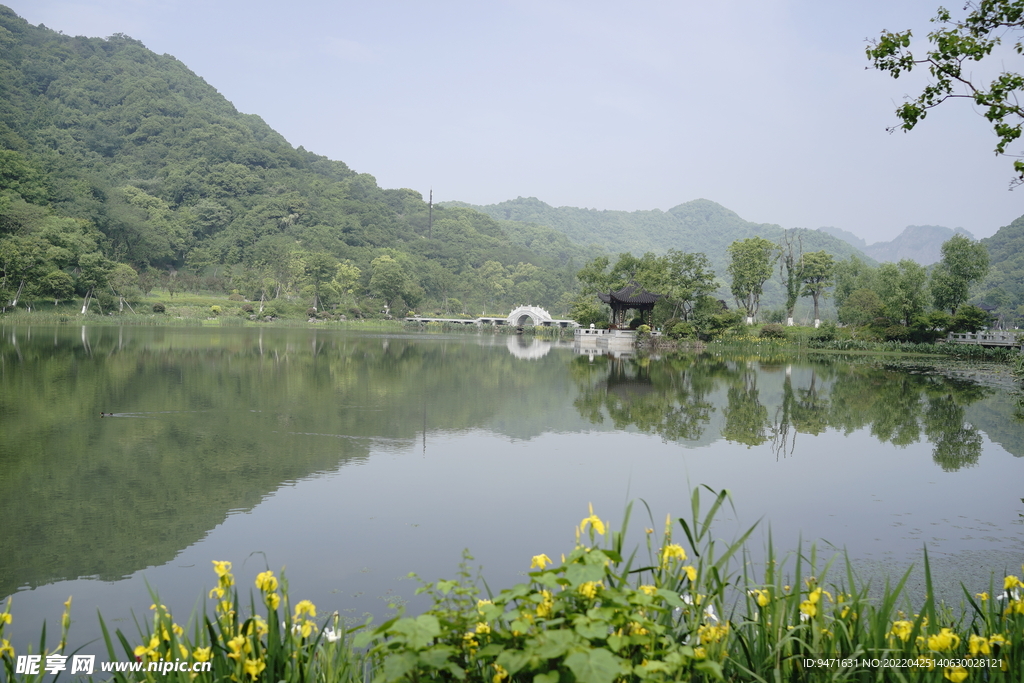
[406,305,579,328]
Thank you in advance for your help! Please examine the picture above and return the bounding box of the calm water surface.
[1,325,1022,652]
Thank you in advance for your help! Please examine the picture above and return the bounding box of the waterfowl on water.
[100,412,114,417]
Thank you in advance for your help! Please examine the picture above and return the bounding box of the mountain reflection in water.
[1,326,1021,653]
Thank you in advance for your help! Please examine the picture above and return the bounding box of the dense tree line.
[572,233,992,342]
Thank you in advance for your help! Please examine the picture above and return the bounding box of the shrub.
[228,292,244,301]
[241,303,254,313]
[209,305,221,316]
[669,322,695,340]
[759,323,786,339]
[809,320,837,341]
[152,302,165,313]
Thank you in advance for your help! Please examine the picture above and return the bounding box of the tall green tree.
[867,0,1024,186]
[727,237,777,324]
[799,251,835,327]
[777,232,803,326]
[655,249,717,321]
[300,251,338,312]
[930,234,990,314]
[369,254,409,313]
[877,259,928,326]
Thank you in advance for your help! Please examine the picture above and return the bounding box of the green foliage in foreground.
[3,488,1024,682]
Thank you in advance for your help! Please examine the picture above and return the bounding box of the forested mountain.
[977,215,1024,321]
[455,196,874,277]
[817,226,867,250]
[0,6,592,316]
[861,225,974,266]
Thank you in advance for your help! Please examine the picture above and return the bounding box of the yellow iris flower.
[579,504,606,535]
[530,554,552,569]
[255,571,278,592]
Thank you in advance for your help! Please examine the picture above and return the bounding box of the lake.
[1,325,1022,653]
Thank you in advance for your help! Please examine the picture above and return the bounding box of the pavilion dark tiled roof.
[597,283,663,306]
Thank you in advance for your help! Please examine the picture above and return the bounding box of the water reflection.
[569,352,1006,470]
[1,326,1021,632]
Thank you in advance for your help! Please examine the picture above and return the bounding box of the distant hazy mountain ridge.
[817,225,973,266]
[456,197,873,276]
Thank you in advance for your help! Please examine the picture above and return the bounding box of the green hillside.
[456,196,873,275]
[0,6,588,317]
[455,196,876,314]
[977,214,1024,324]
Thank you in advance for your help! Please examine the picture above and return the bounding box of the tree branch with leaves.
[867,0,1024,186]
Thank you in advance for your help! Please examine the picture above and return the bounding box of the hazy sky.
[8,0,1024,242]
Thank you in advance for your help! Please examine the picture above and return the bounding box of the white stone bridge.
[406,305,579,328]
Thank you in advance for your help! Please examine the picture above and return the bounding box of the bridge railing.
[947,331,1021,346]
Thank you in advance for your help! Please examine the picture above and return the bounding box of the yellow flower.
[0,612,11,626]
[294,600,317,618]
[627,621,649,635]
[697,623,729,644]
[976,592,989,601]
[578,581,602,600]
[580,503,606,535]
[1003,575,1022,590]
[536,590,554,618]
[474,622,491,635]
[799,600,817,618]
[134,635,160,660]
[639,585,657,596]
[0,639,14,658]
[193,647,212,663]
[255,571,278,592]
[226,635,247,660]
[462,632,479,653]
[209,587,225,600]
[683,565,697,582]
[530,554,553,570]
[693,646,707,660]
[213,560,232,578]
[265,592,280,611]
[243,658,266,680]
[660,544,687,564]
[750,589,770,607]
[968,634,990,655]
[926,628,960,652]
[944,666,968,683]
[989,633,1008,649]
[492,663,509,683]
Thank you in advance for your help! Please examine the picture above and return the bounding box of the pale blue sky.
[8,0,1023,242]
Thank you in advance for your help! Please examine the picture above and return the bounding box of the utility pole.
[428,188,433,239]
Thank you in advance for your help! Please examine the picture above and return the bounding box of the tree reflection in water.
[571,351,993,471]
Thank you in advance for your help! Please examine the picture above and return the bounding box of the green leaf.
[533,673,559,683]
[572,615,608,641]
[564,648,623,683]
[693,658,725,680]
[564,562,604,586]
[391,614,441,649]
[531,629,578,659]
